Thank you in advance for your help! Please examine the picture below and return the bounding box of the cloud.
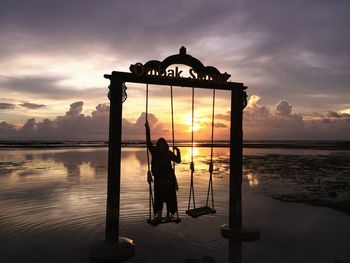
[0,0,349,112]
[0,101,165,141]
[20,102,46,109]
[275,100,292,116]
[0,121,17,134]
[0,75,105,100]
[244,96,306,139]
[21,118,37,134]
[65,101,83,118]
[326,111,350,119]
[0,102,16,110]
[122,112,166,141]
[0,95,349,141]
[215,113,230,121]
[212,95,350,140]
[0,101,108,140]
[246,95,350,139]
[214,122,227,128]
[0,0,240,58]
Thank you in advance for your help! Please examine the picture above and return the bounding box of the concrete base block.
[220,224,260,242]
[89,237,135,263]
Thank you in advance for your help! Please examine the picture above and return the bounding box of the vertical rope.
[146,83,154,220]
[188,87,196,210]
[170,85,179,219]
[206,89,216,209]
[191,87,194,166]
[170,86,175,168]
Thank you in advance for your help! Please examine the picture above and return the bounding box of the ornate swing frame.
[89,47,259,262]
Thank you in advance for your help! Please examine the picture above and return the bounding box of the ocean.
[0,142,349,262]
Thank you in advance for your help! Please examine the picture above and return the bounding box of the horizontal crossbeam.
[105,71,247,91]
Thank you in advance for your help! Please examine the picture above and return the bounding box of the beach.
[0,145,349,263]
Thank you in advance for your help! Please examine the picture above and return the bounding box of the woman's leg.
[154,183,163,219]
[166,185,178,215]
[154,195,163,219]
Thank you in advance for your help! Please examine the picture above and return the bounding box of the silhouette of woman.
[145,121,181,221]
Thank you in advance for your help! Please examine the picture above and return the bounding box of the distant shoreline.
[0,140,349,150]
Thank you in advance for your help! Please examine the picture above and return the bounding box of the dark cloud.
[215,112,230,121]
[275,100,292,116]
[0,0,349,110]
[214,122,227,128]
[326,111,342,118]
[20,102,46,109]
[0,121,16,134]
[122,112,166,141]
[0,102,16,110]
[224,0,350,109]
[21,118,37,134]
[0,0,238,58]
[326,111,350,119]
[0,75,106,99]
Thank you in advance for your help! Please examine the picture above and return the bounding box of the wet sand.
[0,147,349,262]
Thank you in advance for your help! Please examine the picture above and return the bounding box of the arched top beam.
[129,46,230,82]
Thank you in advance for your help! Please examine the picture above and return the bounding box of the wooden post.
[229,89,243,229]
[228,90,243,262]
[89,78,135,263]
[229,239,242,263]
[105,79,123,242]
[220,89,259,243]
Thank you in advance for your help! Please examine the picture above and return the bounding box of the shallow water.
[0,147,349,263]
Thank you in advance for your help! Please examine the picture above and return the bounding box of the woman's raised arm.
[145,121,153,150]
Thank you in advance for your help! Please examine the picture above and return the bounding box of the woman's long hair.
[156,137,169,150]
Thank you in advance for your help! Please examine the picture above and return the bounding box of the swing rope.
[187,87,196,211]
[170,85,180,220]
[170,86,175,169]
[186,88,216,218]
[206,89,215,209]
[146,83,154,221]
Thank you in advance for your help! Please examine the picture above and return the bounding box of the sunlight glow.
[192,124,200,132]
[245,172,259,187]
[181,113,208,133]
[340,108,350,114]
[191,147,199,158]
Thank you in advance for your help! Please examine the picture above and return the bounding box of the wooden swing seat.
[147,217,181,226]
[186,206,216,218]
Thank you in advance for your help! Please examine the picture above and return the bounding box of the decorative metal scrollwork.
[243,91,248,109]
[122,82,127,103]
[107,83,128,103]
[129,46,231,83]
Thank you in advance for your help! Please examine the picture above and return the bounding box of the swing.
[146,84,181,226]
[186,87,216,218]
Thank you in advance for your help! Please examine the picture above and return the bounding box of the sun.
[180,113,206,133]
[192,124,200,132]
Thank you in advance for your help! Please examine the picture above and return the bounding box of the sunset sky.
[0,0,349,141]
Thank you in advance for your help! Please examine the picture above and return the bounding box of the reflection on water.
[0,147,350,263]
[244,172,259,187]
[0,147,232,263]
